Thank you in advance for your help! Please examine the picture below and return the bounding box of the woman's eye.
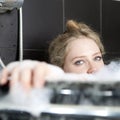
[94,56,102,61]
[74,60,84,65]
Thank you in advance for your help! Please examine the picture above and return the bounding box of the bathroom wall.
[0,0,120,65]
[22,0,100,62]
[102,0,120,61]
[22,0,120,63]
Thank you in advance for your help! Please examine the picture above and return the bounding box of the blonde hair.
[49,20,105,68]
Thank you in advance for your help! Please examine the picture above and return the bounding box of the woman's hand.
[0,60,64,91]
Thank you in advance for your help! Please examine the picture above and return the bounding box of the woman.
[0,20,105,90]
[49,20,105,73]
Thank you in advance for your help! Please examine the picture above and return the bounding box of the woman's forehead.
[66,37,101,57]
[68,37,98,48]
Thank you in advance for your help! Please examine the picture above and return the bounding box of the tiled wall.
[22,0,63,62]
[0,0,120,65]
[102,0,120,61]
[22,0,101,62]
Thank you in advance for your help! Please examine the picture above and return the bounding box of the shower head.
[0,0,24,13]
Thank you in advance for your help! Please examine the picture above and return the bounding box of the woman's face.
[63,37,104,74]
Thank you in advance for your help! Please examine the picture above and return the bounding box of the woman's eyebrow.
[93,52,102,56]
[71,56,86,61]
[71,52,102,61]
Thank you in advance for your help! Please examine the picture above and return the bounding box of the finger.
[20,68,32,91]
[0,61,20,85]
[33,62,47,88]
[0,68,9,85]
[10,67,20,89]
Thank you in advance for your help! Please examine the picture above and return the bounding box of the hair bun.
[66,20,79,32]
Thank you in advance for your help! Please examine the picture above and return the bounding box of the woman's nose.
[87,62,97,74]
